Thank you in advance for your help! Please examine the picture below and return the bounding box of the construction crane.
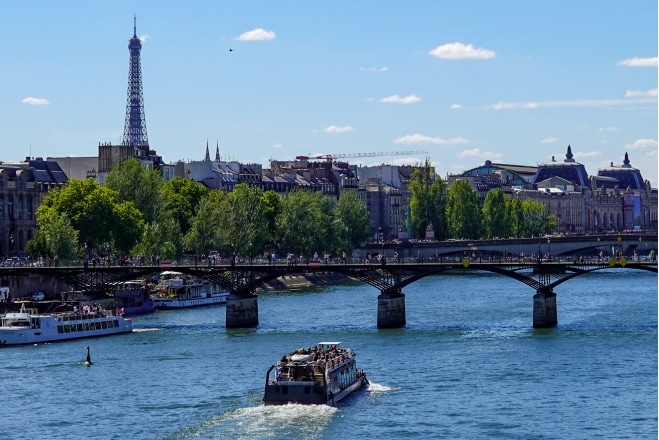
[295,150,427,162]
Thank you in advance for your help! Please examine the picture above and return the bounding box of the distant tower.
[122,15,149,149]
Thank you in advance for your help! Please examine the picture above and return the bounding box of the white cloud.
[491,101,538,110]
[450,103,462,109]
[139,34,151,43]
[428,42,496,60]
[617,57,658,67]
[272,143,282,149]
[625,139,657,150]
[236,28,276,41]
[22,97,50,105]
[541,137,559,144]
[361,66,388,72]
[598,126,618,132]
[393,133,469,145]
[379,94,422,104]
[573,151,602,158]
[456,148,503,159]
[324,125,353,133]
[489,97,655,110]
[625,88,658,97]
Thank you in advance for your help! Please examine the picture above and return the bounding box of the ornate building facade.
[449,146,657,234]
[0,158,67,258]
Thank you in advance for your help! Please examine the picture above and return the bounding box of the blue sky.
[2,1,657,186]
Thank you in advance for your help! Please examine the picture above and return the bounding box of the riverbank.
[258,271,356,291]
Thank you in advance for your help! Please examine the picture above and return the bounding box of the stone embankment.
[258,271,355,291]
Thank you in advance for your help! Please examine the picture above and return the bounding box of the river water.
[1,269,656,439]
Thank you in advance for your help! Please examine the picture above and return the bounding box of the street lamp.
[230,242,235,266]
[547,238,551,261]
[9,233,13,258]
[249,241,253,265]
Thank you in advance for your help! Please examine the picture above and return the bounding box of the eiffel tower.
[122,15,149,150]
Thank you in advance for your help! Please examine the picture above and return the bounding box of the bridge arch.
[1,261,656,329]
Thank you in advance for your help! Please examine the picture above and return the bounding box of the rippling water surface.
[1,269,656,439]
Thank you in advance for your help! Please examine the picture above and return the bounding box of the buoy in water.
[85,346,93,365]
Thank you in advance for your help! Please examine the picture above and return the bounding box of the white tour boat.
[152,272,229,309]
[0,303,133,346]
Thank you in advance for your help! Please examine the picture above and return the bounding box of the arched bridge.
[2,257,655,329]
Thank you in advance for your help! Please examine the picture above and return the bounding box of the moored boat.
[0,303,132,346]
[263,342,368,406]
[114,280,155,316]
[152,272,229,309]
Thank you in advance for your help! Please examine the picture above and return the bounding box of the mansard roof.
[596,152,647,191]
[533,145,589,186]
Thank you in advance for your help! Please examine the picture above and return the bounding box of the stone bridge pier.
[532,289,557,328]
[377,289,406,328]
[226,292,259,328]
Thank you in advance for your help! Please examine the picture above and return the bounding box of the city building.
[449,146,657,233]
[0,157,68,257]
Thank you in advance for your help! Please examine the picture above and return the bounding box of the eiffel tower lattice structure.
[122,15,149,150]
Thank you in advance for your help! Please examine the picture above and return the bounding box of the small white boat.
[0,303,132,346]
[263,342,368,406]
[152,272,229,309]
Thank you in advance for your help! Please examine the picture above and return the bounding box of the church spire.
[215,140,220,161]
[204,139,210,161]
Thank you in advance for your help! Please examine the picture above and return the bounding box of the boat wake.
[132,328,161,333]
[178,404,338,439]
[366,382,399,393]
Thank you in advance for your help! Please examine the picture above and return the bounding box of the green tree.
[26,212,79,260]
[482,188,510,239]
[133,217,180,260]
[277,190,334,257]
[261,190,283,247]
[408,159,447,240]
[184,190,230,255]
[226,184,269,259]
[113,201,146,254]
[446,179,482,239]
[517,199,558,237]
[104,158,163,224]
[334,190,371,252]
[33,178,144,254]
[159,177,208,236]
[508,197,524,237]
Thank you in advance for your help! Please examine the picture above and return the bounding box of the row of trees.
[409,159,557,240]
[26,157,557,260]
[26,158,371,261]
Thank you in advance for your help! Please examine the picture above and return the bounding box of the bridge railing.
[12,252,655,270]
